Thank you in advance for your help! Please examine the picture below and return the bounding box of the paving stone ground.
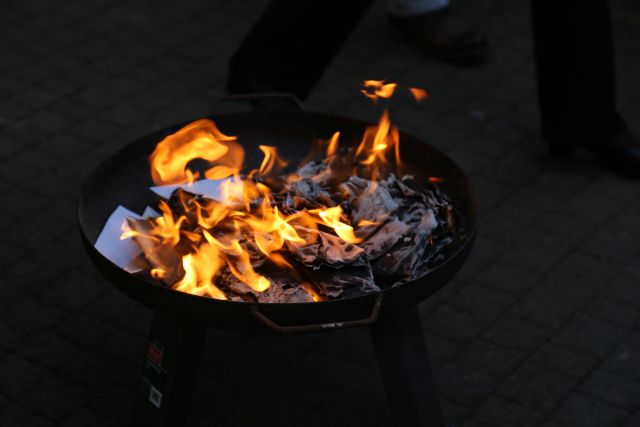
[1,0,640,426]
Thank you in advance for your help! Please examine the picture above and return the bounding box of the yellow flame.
[243,200,307,257]
[311,206,362,243]
[174,248,227,300]
[149,119,243,185]
[151,268,166,279]
[131,79,425,300]
[303,284,323,302]
[195,199,229,229]
[326,131,340,158]
[361,80,397,103]
[269,252,293,269]
[354,110,400,179]
[202,230,271,293]
[255,145,287,178]
[151,201,186,247]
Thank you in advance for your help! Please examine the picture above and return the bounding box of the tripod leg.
[370,306,444,427]
[133,311,207,427]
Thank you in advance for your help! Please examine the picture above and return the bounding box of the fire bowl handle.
[250,294,384,333]
[217,93,302,112]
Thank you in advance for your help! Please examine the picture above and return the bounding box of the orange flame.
[254,145,288,178]
[244,199,307,257]
[409,87,429,102]
[150,268,166,279]
[152,201,186,247]
[123,80,430,301]
[174,245,227,300]
[119,201,186,247]
[303,284,323,302]
[311,206,362,244]
[149,119,244,185]
[201,231,271,292]
[195,199,230,229]
[269,252,293,269]
[326,131,340,158]
[361,80,397,103]
[354,110,401,179]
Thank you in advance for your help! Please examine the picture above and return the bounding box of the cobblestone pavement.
[1,0,640,426]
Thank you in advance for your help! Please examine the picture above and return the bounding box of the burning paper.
[150,178,234,201]
[94,206,144,272]
[94,81,462,303]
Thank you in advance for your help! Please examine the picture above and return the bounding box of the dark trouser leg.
[227,0,373,100]
[531,0,625,152]
[134,311,207,427]
[370,306,444,427]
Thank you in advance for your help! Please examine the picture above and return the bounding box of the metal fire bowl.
[78,109,478,333]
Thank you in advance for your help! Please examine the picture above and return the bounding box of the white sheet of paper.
[142,206,160,218]
[150,178,233,201]
[94,206,144,273]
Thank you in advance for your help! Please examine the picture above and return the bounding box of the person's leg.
[227,0,373,101]
[532,0,624,153]
[532,0,640,178]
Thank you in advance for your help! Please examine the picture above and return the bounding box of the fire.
[149,119,244,185]
[269,252,293,268]
[120,221,158,242]
[326,131,340,158]
[244,198,308,256]
[354,110,401,179]
[362,81,428,105]
[152,201,186,247]
[311,206,362,244]
[122,79,428,301]
[202,232,271,293]
[195,199,229,229]
[409,87,429,102]
[174,246,227,299]
[150,268,166,279]
[219,176,260,209]
[303,284,323,302]
[361,80,397,103]
[254,145,287,178]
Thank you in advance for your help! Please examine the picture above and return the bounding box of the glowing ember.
[105,81,459,303]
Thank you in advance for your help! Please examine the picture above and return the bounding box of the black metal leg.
[370,306,444,427]
[134,311,207,427]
